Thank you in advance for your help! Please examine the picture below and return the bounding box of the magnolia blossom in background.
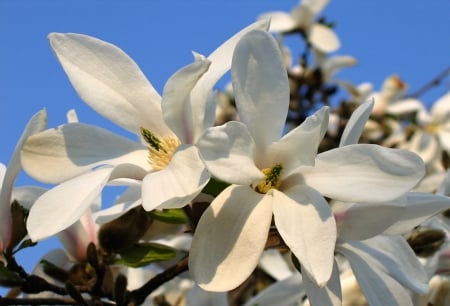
[258,0,340,53]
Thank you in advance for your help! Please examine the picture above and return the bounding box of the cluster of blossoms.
[1,1,450,305]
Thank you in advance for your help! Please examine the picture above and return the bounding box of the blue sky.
[1,0,449,279]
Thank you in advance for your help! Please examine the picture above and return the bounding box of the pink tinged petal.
[243,274,305,306]
[308,24,340,53]
[48,33,171,137]
[336,203,403,241]
[259,249,293,281]
[142,145,209,211]
[26,166,114,242]
[21,123,149,184]
[267,107,329,172]
[303,260,342,306]
[0,109,47,250]
[162,58,211,144]
[196,121,264,185]
[189,185,273,291]
[303,144,425,202]
[257,12,297,32]
[340,236,428,295]
[339,99,374,146]
[232,30,289,150]
[273,186,336,287]
[383,192,450,235]
[431,91,450,123]
[191,19,270,135]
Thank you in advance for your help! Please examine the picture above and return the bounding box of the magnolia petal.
[21,123,149,184]
[27,166,115,242]
[303,260,342,306]
[162,58,211,144]
[232,30,289,150]
[431,91,450,123]
[339,99,374,146]
[309,23,340,53]
[142,145,209,211]
[189,185,273,291]
[302,144,425,202]
[11,186,47,210]
[267,107,329,173]
[322,55,357,79]
[258,12,296,32]
[303,0,329,16]
[243,273,305,306]
[48,33,170,136]
[191,19,270,136]
[338,236,428,301]
[405,130,439,164]
[383,192,450,235]
[386,98,424,115]
[259,249,293,281]
[438,130,450,153]
[273,186,336,287]
[336,203,403,241]
[0,109,47,250]
[197,121,264,185]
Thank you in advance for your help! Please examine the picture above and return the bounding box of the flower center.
[141,127,181,170]
[425,123,439,134]
[255,164,283,194]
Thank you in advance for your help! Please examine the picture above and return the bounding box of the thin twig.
[406,67,450,99]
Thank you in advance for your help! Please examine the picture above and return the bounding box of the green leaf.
[148,208,188,224]
[113,243,176,268]
[0,265,23,287]
[202,177,230,197]
[13,239,37,254]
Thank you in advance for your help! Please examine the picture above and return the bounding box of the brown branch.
[0,296,116,306]
[124,257,189,306]
[406,67,450,99]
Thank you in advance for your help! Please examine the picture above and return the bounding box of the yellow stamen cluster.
[425,123,439,134]
[141,127,181,171]
[255,164,283,194]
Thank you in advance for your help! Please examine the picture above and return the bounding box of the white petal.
[267,107,329,173]
[383,192,450,235]
[190,19,270,136]
[197,121,264,185]
[302,144,425,202]
[386,98,425,115]
[303,260,342,306]
[303,0,329,15]
[48,33,171,136]
[321,55,357,79]
[0,109,47,249]
[336,203,403,241]
[259,249,293,281]
[243,273,305,306]
[339,99,374,146]
[21,123,149,184]
[309,24,340,53]
[27,166,114,241]
[11,186,47,210]
[257,12,297,32]
[339,236,428,300]
[142,145,209,210]
[189,185,273,291]
[273,186,336,287]
[430,91,450,123]
[162,58,211,144]
[232,30,289,150]
[404,130,439,164]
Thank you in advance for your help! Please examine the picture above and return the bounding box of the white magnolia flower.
[190,29,425,293]
[258,0,340,52]
[21,20,269,242]
[0,109,47,255]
